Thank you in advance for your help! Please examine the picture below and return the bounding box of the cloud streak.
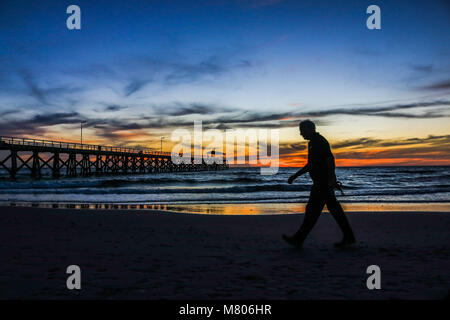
[332,135,450,149]
[293,100,450,119]
[0,112,81,136]
[1,98,449,139]
[420,79,450,91]
[18,69,83,106]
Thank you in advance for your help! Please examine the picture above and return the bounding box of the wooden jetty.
[0,136,227,178]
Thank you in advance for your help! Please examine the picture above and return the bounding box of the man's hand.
[288,174,297,184]
[288,164,309,184]
[327,175,337,191]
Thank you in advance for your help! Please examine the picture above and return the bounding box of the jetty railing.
[0,136,172,156]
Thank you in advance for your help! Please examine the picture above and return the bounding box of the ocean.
[0,166,449,214]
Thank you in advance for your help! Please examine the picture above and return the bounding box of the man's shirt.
[307,132,335,184]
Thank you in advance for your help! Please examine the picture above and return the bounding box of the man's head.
[299,120,316,140]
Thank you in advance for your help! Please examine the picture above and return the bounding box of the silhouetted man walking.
[283,120,356,248]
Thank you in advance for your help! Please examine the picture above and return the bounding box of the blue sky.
[0,0,449,165]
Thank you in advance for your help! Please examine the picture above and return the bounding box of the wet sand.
[0,206,448,299]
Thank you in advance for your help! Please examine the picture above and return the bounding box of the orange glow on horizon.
[17,131,449,167]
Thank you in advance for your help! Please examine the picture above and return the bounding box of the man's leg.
[325,191,356,243]
[291,185,326,245]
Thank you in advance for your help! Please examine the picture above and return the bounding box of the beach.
[0,206,448,299]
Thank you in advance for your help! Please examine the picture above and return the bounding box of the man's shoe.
[334,238,356,248]
[282,234,302,248]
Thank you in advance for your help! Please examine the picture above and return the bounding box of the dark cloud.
[403,134,450,144]
[89,51,255,96]
[82,109,294,138]
[11,48,254,102]
[157,103,233,116]
[278,141,307,155]
[91,120,144,131]
[163,55,252,85]
[0,112,81,136]
[420,79,450,91]
[19,69,47,104]
[410,64,434,73]
[0,109,19,117]
[403,63,439,85]
[335,145,450,160]
[333,138,382,149]
[279,135,450,163]
[124,78,152,96]
[293,100,450,119]
[1,99,448,140]
[214,111,292,125]
[332,135,450,150]
[18,69,83,105]
[104,104,127,112]
[196,100,450,131]
[207,123,231,130]
[164,59,223,84]
[227,121,292,129]
[31,112,81,126]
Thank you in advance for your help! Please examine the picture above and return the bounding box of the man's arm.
[288,163,310,184]
[325,156,337,188]
[318,136,337,189]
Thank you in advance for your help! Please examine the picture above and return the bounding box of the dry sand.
[0,206,448,299]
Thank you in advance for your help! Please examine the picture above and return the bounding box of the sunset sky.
[0,0,449,166]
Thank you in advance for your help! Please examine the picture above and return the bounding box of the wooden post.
[31,150,41,178]
[67,153,77,177]
[11,149,17,179]
[139,155,145,173]
[96,154,101,175]
[131,156,136,173]
[80,154,91,176]
[122,156,128,173]
[52,152,60,178]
